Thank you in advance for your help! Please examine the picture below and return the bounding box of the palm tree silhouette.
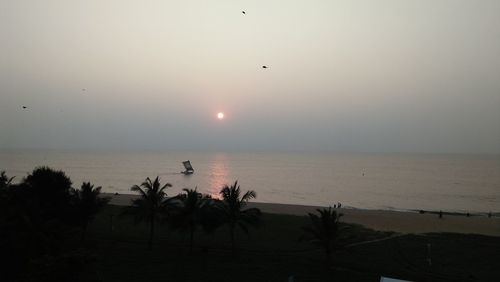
[172,188,211,253]
[124,177,174,250]
[0,171,15,189]
[70,182,110,242]
[300,207,343,262]
[218,181,261,256]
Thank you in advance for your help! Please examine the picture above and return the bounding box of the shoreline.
[103,193,500,237]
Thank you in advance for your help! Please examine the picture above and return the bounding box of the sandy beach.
[104,193,500,237]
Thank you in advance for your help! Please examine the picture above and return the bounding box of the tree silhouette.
[0,171,14,208]
[123,176,174,250]
[300,207,343,262]
[70,182,110,242]
[0,170,15,189]
[171,188,211,253]
[218,181,261,256]
[22,166,73,223]
[1,168,83,280]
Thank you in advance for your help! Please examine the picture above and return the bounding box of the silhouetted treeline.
[0,167,109,282]
[0,167,343,281]
[123,179,262,256]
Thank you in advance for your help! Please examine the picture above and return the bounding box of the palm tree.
[172,188,209,253]
[218,181,261,256]
[70,182,110,242]
[300,207,343,262]
[0,171,14,204]
[123,176,174,250]
[0,171,15,189]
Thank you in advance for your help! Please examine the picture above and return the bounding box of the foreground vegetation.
[86,205,500,282]
[2,168,500,281]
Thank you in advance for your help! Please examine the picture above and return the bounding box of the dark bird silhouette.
[82,88,86,91]
[262,65,268,69]
[242,11,246,14]
[22,106,27,109]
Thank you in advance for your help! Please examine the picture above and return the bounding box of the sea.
[1,149,499,213]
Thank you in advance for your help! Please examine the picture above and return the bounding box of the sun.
[217,112,224,119]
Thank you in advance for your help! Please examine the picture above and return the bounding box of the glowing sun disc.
[217,112,224,119]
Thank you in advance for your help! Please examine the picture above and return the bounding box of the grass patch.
[81,205,500,281]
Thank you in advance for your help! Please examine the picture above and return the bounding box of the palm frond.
[131,185,147,198]
[0,170,15,188]
[142,177,153,190]
[160,182,172,193]
[301,207,343,259]
[241,190,256,202]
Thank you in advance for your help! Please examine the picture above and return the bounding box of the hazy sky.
[1,0,499,153]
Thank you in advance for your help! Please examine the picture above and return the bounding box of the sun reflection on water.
[207,154,230,199]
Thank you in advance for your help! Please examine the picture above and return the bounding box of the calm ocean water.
[1,150,499,213]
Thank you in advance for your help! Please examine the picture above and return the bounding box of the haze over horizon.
[1,0,499,154]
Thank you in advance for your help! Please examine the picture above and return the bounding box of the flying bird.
[22,106,27,109]
[262,65,268,69]
[82,88,86,91]
[242,11,246,14]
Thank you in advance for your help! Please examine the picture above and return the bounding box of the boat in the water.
[181,160,194,175]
